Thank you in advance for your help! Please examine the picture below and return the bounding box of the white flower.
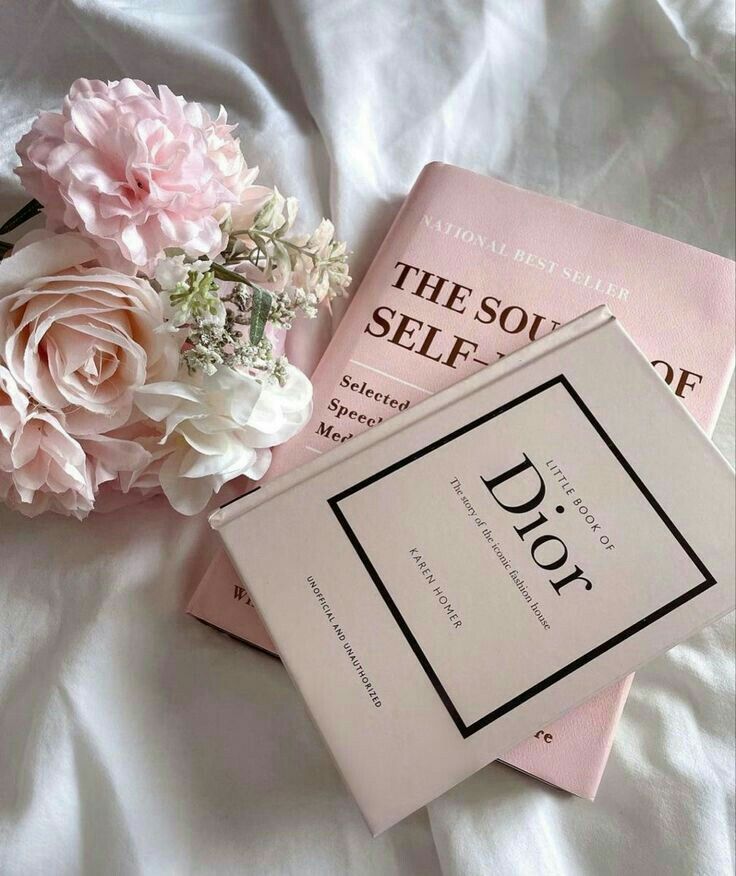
[228,185,273,234]
[251,188,298,236]
[154,255,226,330]
[291,219,352,302]
[155,254,210,291]
[134,364,312,514]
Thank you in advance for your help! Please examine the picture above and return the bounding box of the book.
[210,307,736,835]
[188,161,736,798]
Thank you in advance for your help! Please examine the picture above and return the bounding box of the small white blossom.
[291,219,352,302]
[251,188,298,236]
[155,254,211,291]
[156,258,226,330]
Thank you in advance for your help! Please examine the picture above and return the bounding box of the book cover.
[188,162,736,797]
[210,308,735,835]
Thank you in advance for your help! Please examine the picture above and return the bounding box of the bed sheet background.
[0,1,734,874]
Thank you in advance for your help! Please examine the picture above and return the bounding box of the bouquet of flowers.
[0,79,350,519]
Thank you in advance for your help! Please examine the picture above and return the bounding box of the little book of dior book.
[209,307,735,835]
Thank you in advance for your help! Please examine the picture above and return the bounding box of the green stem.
[0,199,43,236]
[230,229,316,261]
[211,262,250,285]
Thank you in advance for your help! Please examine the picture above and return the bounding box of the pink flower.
[15,78,257,273]
[0,333,159,520]
[0,364,27,458]
[84,413,167,501]
[0,231,179,437]
[82,428,155,495]
[0,366,94,519]
[196,105,271,225]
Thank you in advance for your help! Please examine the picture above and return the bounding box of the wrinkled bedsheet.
[1,1,734,873]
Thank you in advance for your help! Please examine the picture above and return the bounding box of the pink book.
[209,307,735,834]
[188,162,735,799]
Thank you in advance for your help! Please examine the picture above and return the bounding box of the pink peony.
[196,105,271,225]
[0,232,179,438]
[15,78,258,273]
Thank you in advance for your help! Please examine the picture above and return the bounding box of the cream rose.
[0,232,179,436]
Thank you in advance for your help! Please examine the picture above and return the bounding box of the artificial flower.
[227,185,273,233]
[0,404,94,520]
[134,364,312,514]
[82,430,154,495]
[290,218,352,302]
[155,255,226,329]
[0,231,179,436]
[15,78,259,273]
[0,76,351,520]
[0,362,26,445]
[0,360,97,519]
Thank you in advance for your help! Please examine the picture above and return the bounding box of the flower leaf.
[249,286,272,345]
[0,199,43,236]
[211,262,248,284]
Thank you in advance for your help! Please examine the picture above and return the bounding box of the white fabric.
[1,1,734,873]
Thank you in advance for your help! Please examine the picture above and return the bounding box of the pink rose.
[0,366,94,519]
[85,413,168,503]
[15,78,257,273]
[0,232,179,437]
[0,413,94,520]
[0,362,156,519]
[0,363,26,458]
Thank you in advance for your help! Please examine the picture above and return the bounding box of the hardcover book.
[188,162,736,798]
[210,308,735,835]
